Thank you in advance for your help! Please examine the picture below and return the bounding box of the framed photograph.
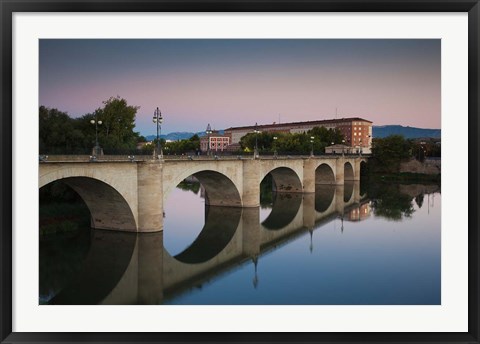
[1,1,479,343]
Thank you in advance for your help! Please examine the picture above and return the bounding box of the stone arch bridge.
[39,156,367,232]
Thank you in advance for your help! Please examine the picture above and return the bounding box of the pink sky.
[40,39,441,135]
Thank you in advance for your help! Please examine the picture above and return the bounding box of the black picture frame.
[1,1,479,343]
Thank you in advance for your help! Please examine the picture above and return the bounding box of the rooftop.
[224,117,372,131]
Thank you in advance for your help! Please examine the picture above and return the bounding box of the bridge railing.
[39,154,370,163]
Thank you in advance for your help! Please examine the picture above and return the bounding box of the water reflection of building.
[345,202,371,222]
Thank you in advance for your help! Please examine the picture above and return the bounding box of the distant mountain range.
[373,125,441,139]
[145,131,218,141]
[144,125,440,141]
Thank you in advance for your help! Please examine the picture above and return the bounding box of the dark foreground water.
[39,181,441,305]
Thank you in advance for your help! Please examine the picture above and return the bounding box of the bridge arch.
[39,162,139,231]
[41,177,137,231]
[262,166,303,193]
[162,162,242,207]
[360,160,368,176]
[315,163,336,185]
[344,162,354,181]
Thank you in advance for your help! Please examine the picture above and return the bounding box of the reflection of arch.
[39,227,91,303]
[41,177,137,231]
[50,230,137,305]
[261,193,302,230]
[315,184,336,212]
[344,162,354,181]
[174,206,242,264]
[344,181,354,203]
[267,167,303,193]
[315,163,335,184]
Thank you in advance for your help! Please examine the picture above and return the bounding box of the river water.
[39,180,441,305]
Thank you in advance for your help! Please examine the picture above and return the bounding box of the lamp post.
[90,114,102,156]
[152,107,163,159]
[273,136,278,158]
[342,139,345,156]
[253,122,259,159]
[359,139,362,156]
[310,136,315,157]
[205,123,212,156]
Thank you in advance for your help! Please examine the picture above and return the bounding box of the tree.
[239,126,345,155]
[164,135,200,155]
[39,96,143,155]
[39,106,86,154]
[240,132,280,153]
[370,135,412,173]
[93,96,140,153]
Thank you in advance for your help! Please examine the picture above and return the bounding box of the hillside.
[373,125,440,139]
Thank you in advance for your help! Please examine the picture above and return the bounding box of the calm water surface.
[39,181,441,305]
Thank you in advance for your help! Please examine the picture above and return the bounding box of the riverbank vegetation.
[367,135,441,182]
[40,96,142,155]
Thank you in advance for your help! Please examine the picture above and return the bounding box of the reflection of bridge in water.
[50,182,372,305]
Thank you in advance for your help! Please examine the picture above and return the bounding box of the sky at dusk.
[39,39,441,136]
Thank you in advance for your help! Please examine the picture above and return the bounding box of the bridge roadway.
[39,155,367,233]
[49,182,367,304]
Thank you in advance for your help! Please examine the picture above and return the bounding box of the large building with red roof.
[224,117,373,154]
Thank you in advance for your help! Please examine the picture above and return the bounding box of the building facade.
[224,117,373,154]
[200,131,231,153]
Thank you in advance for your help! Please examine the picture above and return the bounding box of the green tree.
[94,96,140,153]
[308,127,344,153]
[164,135,200,155]
[239,127,345,155]
[39,106,86,154]
[370,135,413,173]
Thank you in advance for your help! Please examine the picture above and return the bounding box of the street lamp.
[359,139,362,156]
[273,136,278,158]
[253,122,260,159]
[152,107,163,159]
[342,139,345,156]
[310,136,315,157]
[90,114,102,156]
[205,123,212,156]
